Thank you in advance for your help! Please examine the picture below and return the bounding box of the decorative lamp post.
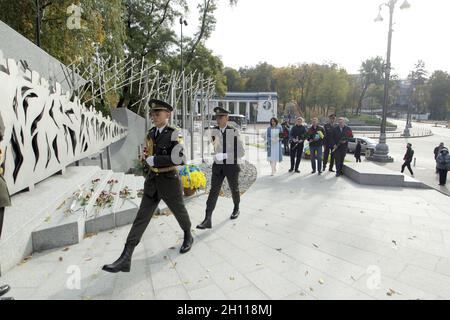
[369,0,411,163]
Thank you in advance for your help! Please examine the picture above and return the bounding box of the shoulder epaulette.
[166,125,178,131]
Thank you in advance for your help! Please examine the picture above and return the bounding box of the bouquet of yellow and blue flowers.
[179,165,207,191]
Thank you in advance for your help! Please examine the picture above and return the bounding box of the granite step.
[85,172,125,234]
[31,170,114,252]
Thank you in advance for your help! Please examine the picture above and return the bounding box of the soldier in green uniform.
[0,113,13,299]
[197,107,245,230]
[102,99,194,273]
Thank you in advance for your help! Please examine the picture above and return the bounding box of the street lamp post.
[404,86,415,137]
[180,17,188,130]
[369,0,410,163]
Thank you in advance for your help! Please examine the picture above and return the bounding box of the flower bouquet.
[307,129,324,142]
[179,165,207,196]
[332,129,353,153]
[313,131,324,142]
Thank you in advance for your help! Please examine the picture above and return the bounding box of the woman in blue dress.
[266,117,283,176]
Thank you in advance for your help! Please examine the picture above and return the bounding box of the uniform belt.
[150,166,178,173]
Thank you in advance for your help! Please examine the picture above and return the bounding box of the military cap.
[149,99,173,112]
[213,106,230,116]
[328,113,337,118]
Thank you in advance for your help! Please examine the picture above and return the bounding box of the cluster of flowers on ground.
[179,165,207,191]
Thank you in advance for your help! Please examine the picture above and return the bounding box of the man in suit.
[288,117,307,173]
[0,113,12,299]
[102,99,194,273]
[333,117,353,177]
[197,107,245,230]
[323,114,337,172]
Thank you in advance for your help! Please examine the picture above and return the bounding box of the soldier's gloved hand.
[214,153,228,162]
[146,156,155,167]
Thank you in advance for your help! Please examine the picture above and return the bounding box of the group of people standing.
[400,142,450,187]
[266,114,353,177]
[434,142,450,186]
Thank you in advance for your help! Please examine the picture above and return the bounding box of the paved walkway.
[2,145,450,300]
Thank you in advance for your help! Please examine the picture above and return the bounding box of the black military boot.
[102,244,135,273]
[197,212,212,229]
[180,230,194,254]
[230,208,240,220]
[0,285,10,297]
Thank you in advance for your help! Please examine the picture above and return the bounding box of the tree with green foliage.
[354,56,384,116]
[224,67,246,92]
[428,71,450,120]
[407,60,429,114]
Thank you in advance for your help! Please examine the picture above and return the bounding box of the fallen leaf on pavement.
[19,256,32,265]
[313,244,319,248]
[276,248,282,252]
[62,247,70,252]
[229,276,235,281]
[319,279,325,285]
[59,257,63,262]
[84,257,93,262]
[56,200,66,210]
[387,288,398,296]
[305,271,309,276]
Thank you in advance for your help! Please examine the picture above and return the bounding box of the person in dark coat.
[0,113,12,299]
[332,117,353,177]
[354,141,362,163]
[323,114,337,172]
[197,107,245,230]
[288,117,307,173]
[401,143,415,177]
[281,121,291,155]
[102,99,194,274]
[436,147,450,186]
[434,143,444,173]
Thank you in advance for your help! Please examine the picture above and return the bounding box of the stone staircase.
[0,165,206,274]
[30,167,203,253]
[31,169,142,251]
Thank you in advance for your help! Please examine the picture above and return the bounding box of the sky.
[179,0,450,79]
